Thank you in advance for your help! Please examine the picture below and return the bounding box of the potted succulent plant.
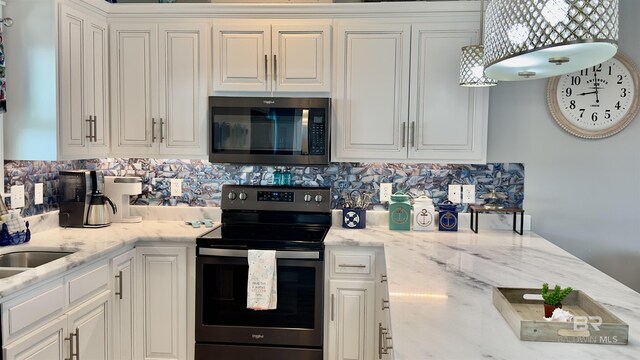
[541,283,573,318]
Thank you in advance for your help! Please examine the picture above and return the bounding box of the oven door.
[195,248,323,348]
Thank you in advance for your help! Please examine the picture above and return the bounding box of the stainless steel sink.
[0,268,26,279]
[0,251,74,268]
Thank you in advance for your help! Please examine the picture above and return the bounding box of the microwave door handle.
[301,109,309,155]
[199,248,320,260]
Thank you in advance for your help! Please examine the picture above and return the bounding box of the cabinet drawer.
[331,252,375,278]
[2,280,65,343]
[66,260,110,307]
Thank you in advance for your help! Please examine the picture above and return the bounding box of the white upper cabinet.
[59,3,110,160]
[212,20,331,94]
[332,17,489,164]
[110,22,209,158]
[333,22,411,161]
[408,22,488,163]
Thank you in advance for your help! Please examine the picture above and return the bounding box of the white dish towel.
[247,250,277,310]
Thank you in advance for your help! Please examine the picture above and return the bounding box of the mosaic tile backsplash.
[4,159,524,217]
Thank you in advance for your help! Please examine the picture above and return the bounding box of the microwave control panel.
[309,116,326,155]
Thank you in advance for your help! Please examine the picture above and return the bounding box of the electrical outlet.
[170,179,183,197]
[380,183,393,202]
[448,184,461,203]
[462,184,476,204]
[35,183,44,205]
[10,185,25,209]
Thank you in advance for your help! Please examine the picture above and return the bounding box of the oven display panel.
[257,191,294,202]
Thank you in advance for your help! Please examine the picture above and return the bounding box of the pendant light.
[483,0,619,81]
[459,0,498,87]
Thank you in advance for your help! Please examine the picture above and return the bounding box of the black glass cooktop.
[197,224,328,251]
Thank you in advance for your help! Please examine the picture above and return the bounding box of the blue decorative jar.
[438,200,458,232]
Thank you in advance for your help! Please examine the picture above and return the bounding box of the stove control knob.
[304,194,312,202]
[239,192,248,201]
[228,192,237,200]
[315,194,324,203]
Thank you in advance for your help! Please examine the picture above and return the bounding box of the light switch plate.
[35,183,44,205]
[380,183,393,202]
[448,184,461,203]
[170,179,183,197]
[10,185,25,209]
[462,185,476,203]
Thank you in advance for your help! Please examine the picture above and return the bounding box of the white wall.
[487,0,640,292]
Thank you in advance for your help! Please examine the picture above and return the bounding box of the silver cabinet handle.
[160,118,165,143]
[338,264,366,268]
[85,116,92,142]
[379,323,392,357]
[74,328,80,360]
[330,294,335,321]
[93,115,98,142]
[410,121,415,147]
[65,332,74,360]
[380,274,388,283]
[401,122,406,147]
[115,271,123,300]
[264,54,268,83]
[273,54,277,83]
[152,118,157,142]
[382,298,390,310]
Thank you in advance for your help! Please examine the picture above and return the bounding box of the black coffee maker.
[59,170,116,228]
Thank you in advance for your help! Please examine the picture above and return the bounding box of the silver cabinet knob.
[238,192,248,201]
[228,192,237,200]
[304,194,312,202]
[315,194,323,203]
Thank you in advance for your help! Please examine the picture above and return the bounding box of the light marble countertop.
[0,220,210,298]
[325,227,640,360]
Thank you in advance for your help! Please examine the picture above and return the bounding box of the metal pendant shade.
[483,0,619,81]
[459,0,498,87]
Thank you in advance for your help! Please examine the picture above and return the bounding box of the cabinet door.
[136,247,187,360]
[158,23,208,157]
[212,23,271,92]
[66,292,110,360]
[112,249,136,360]
[3,316,67,360]
[84,15,110,157]
[327,280,375,360]
[272,23,331,92]
[110,23,158,156]
[408,23,489,163]
[333,22,411,161]
[58,4,86,159]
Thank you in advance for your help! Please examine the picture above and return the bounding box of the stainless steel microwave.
[209,97,330,165]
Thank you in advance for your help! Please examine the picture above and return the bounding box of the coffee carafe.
[86,171,117,227]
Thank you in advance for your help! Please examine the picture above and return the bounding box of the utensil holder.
[342,208,366,229]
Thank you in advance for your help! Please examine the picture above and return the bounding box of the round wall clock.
[547,51,640,139]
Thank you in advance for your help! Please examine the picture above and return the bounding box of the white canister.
[413,195,435,231]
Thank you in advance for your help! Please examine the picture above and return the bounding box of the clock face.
[548,52,640,139]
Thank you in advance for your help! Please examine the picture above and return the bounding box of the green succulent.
[541,283,573,306]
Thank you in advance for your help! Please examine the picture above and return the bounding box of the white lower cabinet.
[136,246,189,360]
[111,249,136,360]
[3,316,67,360]
[326,247,392,360]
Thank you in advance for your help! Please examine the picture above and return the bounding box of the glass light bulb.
[507,23,529,46]
[542,0,570,26]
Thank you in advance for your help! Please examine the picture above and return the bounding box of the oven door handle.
[199,248,321,260]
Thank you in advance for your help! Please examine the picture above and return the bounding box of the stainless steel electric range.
[195,185,331,360]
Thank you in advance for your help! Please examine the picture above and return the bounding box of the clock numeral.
[569,100,576,109]
[591,112,598,122]
[621,88,628,97]
[571,76,581,86]
[579,109,585,118]
[617,74,623,84]
[593,64,602,72]
[580,69,589,76]
[604,110,611,119]
[615,101,621,110]
[609,66,612,76]
[565,87,572,97]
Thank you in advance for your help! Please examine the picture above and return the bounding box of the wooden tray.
[493,287,628,344]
